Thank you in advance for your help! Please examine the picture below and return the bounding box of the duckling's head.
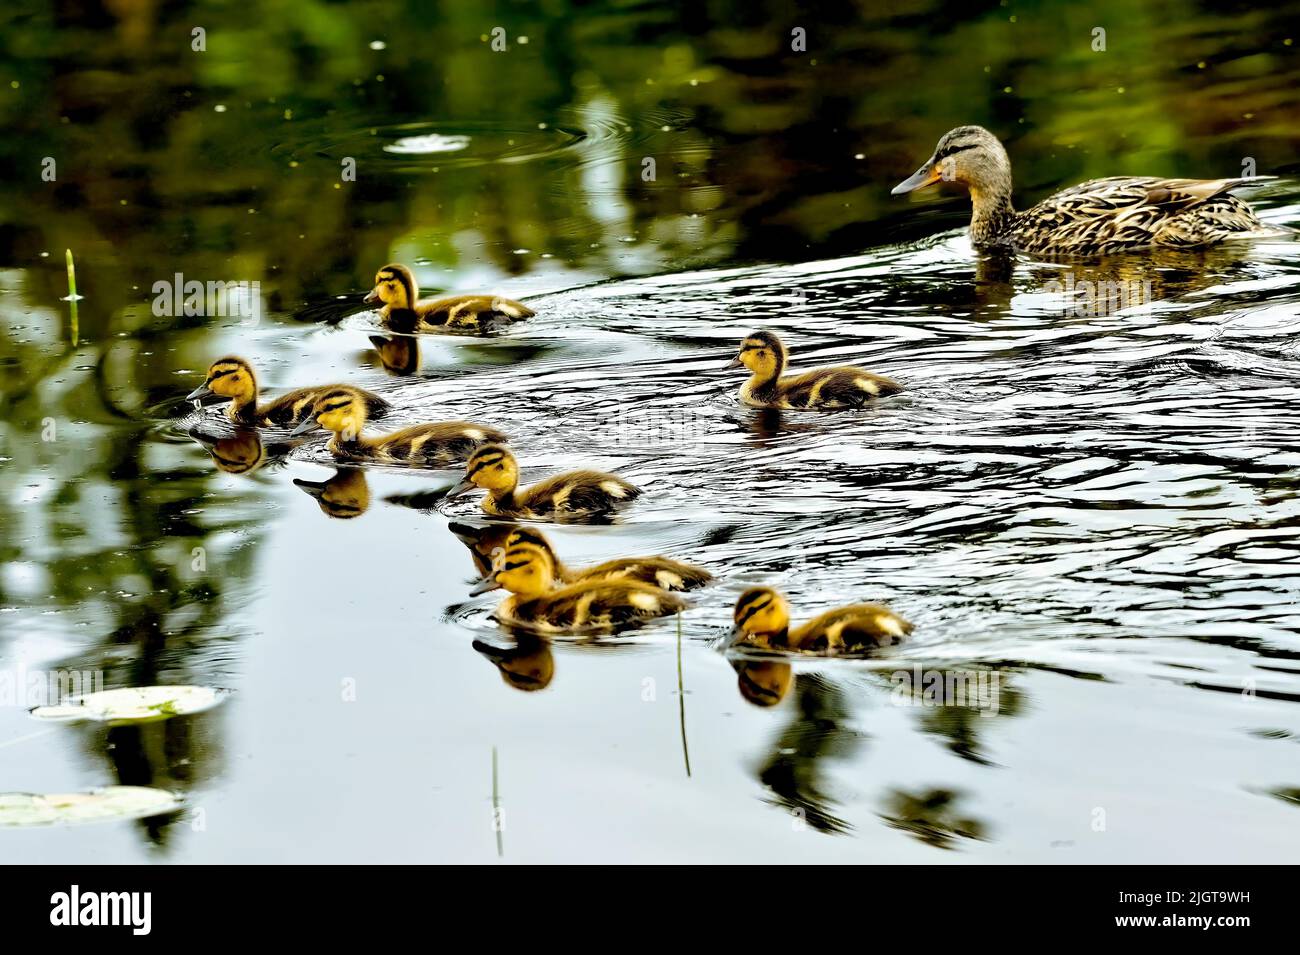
[472,543,556,598]
[453,443,519,496]
[502,527,556,564]
[364,263,418,310]
[188,356,257,405]
[728,330,788,379]
[730,586,791,643]
[892,125,1011,201]
[293,388,368,440]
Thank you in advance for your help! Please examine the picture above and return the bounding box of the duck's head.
[729,586,791,644]
[891,125,1011,200]
[291,388,368,440]
[293,468,371,519]
[446,443,518,498]
[733,661,793,707]
[727,330,788,378]
[471,542,556,598]
[188,356,257,404]
[364,263,418,310]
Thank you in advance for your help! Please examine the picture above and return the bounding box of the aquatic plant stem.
[65,249,78,345]
[677,611,691,778]
[492,745,503,858]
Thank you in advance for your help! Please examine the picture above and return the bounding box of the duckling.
[729,587,912,655]
[471,542,686,635]
[293,468,371,519]
[728,330,902,409]
[365,263,534,334]
[369,334,420,376]
[187,356,391,429]
[290,388,506,468]
[893,125,1285,256]
[446,444,641,520]
[491,526,712,592]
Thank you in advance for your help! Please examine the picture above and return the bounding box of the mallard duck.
[369,334,420,376]
[186,356,391,429]
[728,330,902,409]
[290,388,505,467]
[293,468,371,519]
[446,444,641,519]
[488,526,712,592]
[470,541,686,634]
[728,587,912,654]
[365,263,534,334]
[892,125,1284,256]
[472,636,555,691]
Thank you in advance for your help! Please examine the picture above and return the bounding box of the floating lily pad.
[0,786,185,828]
[29,686,230,724]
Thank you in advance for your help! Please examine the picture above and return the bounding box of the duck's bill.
[289,418,319,437]
[292,478,326,498]
[724,356,743,370]
[186,384,214,401]
[444,479,475,499]
[725,622,745,645]
[470,576,503,596]
[891,161,942,196]
[363,288,380,304]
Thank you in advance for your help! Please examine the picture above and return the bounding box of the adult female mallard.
[892,125,1283,256]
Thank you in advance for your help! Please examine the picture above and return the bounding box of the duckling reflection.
[195,431,293,475]
[755,673,858,835]
[733,660,792,707]
[293,468,371,519]
[448,520,518,578]
[880,787,986,849]
[472,636,555,692]
[369,334,420,376]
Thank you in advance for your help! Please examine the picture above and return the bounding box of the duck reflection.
[448,520,518,578]
[195,430,292,475]
[880,787,986,849]
[754,673,859,835]
[369,333,420,376]
[293,468,371,519]
[733,659,792,707]
[472,636,555,692]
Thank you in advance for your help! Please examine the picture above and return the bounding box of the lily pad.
[29,685,230,724]
[0,786,185,828]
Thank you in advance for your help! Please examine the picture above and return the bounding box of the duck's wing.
[575,556,713,591]
[1021,176,1275,253]
[418,294,535,330]
[522,470,641,515]
[377,421,506,466]
[778,367,903,409]
[257,385,390,427]
[525,582,686,632]
[792,604,913,652]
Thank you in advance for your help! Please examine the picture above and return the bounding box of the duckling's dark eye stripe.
[736,598,772,626]
[468,455,505,476]
[319,400,352,414]
[501,560,530,571]
[209,367,239,381]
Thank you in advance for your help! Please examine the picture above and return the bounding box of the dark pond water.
[2,1,1299,861]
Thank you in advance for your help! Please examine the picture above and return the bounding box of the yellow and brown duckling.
[187,356,391,429]
[893,125,1284,256]
[728,330,902,409]
[471,540,686,635]
[365,263,534,334]
[729,587,912,655]
[446,444,641,520]
[293,468,371,519]
[489,526,712,592]
[290,388,506,468]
